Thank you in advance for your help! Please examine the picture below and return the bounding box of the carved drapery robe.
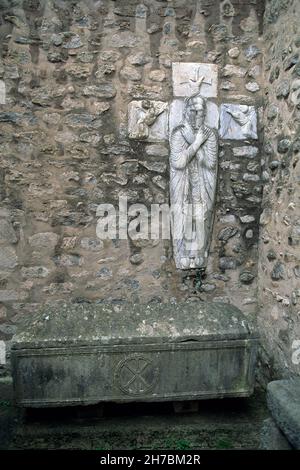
[170,121,217,270]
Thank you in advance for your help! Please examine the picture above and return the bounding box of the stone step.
[267,379,300,449]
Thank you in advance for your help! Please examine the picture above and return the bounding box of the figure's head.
[184,94,206,128]
[141,100,151,110]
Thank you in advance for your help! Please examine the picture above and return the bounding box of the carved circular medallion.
[114,354,158,396]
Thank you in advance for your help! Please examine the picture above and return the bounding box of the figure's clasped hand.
[194,126,209,147]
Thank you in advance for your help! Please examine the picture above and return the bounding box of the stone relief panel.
[172,62,218,98]
[128,100,168,142]
[219,104,258,140]
[169,67,218,270]
[126,62,259,272]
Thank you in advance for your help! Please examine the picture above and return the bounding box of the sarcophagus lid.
[12,302,256,348]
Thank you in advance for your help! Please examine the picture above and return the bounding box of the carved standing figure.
[170,78,218,270]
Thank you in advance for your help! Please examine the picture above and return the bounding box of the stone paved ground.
[0,390,269,450]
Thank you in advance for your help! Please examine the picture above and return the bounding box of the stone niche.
[12,302,258,407]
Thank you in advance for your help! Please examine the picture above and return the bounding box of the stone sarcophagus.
[11,302,258,408]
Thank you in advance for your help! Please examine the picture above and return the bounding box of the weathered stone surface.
[269,65,280,83]
[271,262,285,281]
[248,65,261,78]
[149,70,166,82]
[96,267,113,279]
[83,84,116,99]
[80,238,103,251]
[53,254,83,267]
[120,66,142,82]
[0,324,17,337]
[269,160,280,170]
[128,100,168,142]
[145,144,168,157]
[244,45,261,61]
[0,80,5,105]
[277,138,291,153]
[258,0,300,380]
[228,47,240,59]
[218,227,238,241]
[64,113,102,129]
[243,173,260,182]
[127,52,151,66]
[0,305,7,320]
[245,81,260,93]
[129,253,144,265]
[219,257,238,270]
[0,246,18,269]
[240,215,255,224]
[172,62,218,98]
[275,80,290,99]
[169,99,219,133]
[47,52,65,63]
[240,271,255,284]
[222,65,247,78]
[11,302,258,407]
[267,379,300,449]
[140,161,167,173]
[66,63,91,79]
[21,267,50,279]
[0,220,17,244]
[29,233,59,251]
[0,112,22,124]
[110,32,138,48]
[0,290,27,302]
[221,80,236,91]
[267,105,278,120]
[63,34,83,49]
[289,79,300,106]
[0,340,5,365]
[264,0,292,24]
[245,229,254,239]
[220,104,257,140]
[260,418,292,450]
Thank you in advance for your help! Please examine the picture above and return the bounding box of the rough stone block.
[260,418,292,450]
[0,341,6,365]
[267,379,300,449]
[0,246,18,270]
[0,80,5,105]
[12,302,258,408]
[0,219,17,244]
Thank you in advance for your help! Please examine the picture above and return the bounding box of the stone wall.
[257,0,300,381]
[0,0,265,375]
